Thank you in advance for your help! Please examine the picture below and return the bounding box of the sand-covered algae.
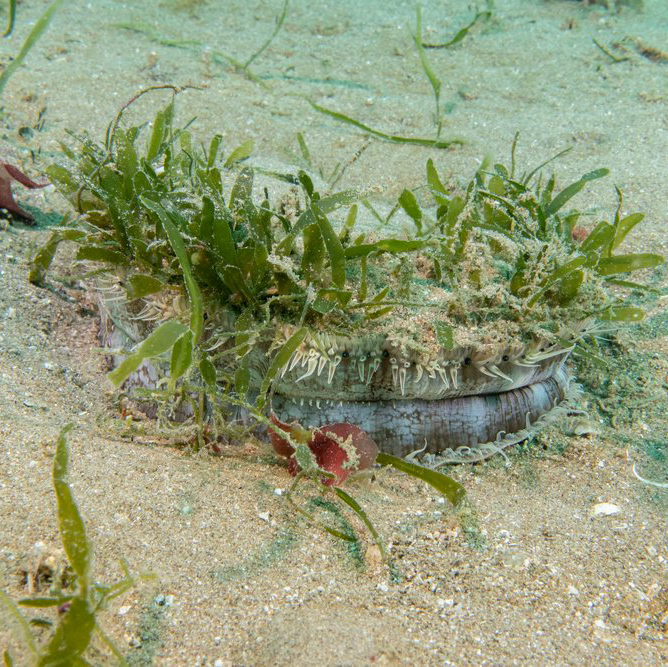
[31,94,665,430]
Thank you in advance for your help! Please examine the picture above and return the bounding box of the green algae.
[0,0,65,98]
[0,425,151,665]
[211,529,299,582]
[31,93,664,433]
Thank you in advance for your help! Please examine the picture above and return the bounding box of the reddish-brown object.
[269,415,379,487]
[571,225,588,243]
[0,163,48,221]
[309,423,378,485]
[268,414,307,457]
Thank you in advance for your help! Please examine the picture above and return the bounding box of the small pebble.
[436,598,454,608]
[570,418,601,437]
[591,502,621,518]
[155,593,174,607]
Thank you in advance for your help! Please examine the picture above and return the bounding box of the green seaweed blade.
[140,197,204,341]
[108,320,188,387]
[37,596,96,666]
[0,0,66,97]
[52,424,91,586]
[312,203,346,289]
[376,453,465,507]
[257,327,308,409]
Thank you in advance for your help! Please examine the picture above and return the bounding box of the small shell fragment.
[564,416,601,437]
[591,502,621,518]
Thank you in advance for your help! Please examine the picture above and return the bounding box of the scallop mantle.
[268,324,584,465]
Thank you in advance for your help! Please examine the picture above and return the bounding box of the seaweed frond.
[0,425,152,664]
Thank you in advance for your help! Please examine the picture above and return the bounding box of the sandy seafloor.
[0,0,667,664]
